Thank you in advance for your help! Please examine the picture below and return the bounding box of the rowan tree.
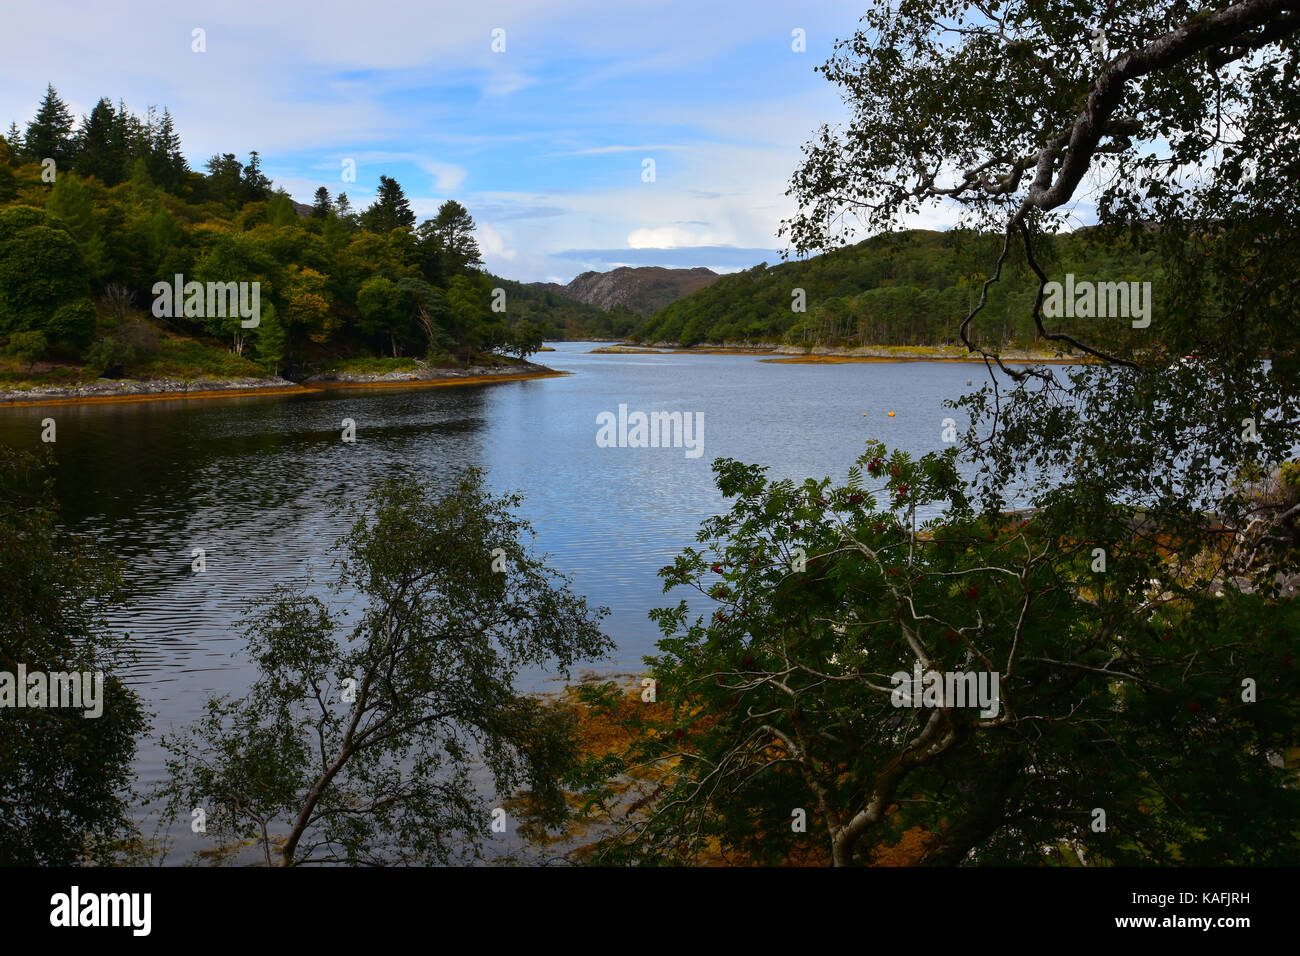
[584,0,1300,866]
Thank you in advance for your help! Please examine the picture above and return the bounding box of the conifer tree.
[204,153,243,204]
[24,83,75,167]
[3,123,24,164]
[361,175,415,232]
[149,108,187,191]
[418,199,483,281]
[75,98,123,185]
[311,186,333,218]
[240,150,272,203]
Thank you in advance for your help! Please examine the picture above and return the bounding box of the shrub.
[5,330,47,371]
[84,335,135,377]
[47,299,96,349]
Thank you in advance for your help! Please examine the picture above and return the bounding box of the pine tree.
[335,192,357,228]
[361,175,415,233]
[149,109,187,191]
[311,186,333,218]
[418,199,483,281]
[138,106,158,168]
[25,83,75,167]
[328,192,358,239]
[240,150,272,203]
[113,100,145,169]
[3,123,24,165]
[204,153,243,204]
[75,98,123,185]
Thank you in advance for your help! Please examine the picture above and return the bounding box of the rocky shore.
[0,375,299,406]
[0,362,562,407]
[301,360,558,386]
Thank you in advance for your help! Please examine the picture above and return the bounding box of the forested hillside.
[0,85,590,384]
[488,278,639,340]
[631,228,1163,349]
[0,84,1175,376]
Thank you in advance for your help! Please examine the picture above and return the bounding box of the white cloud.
[416,159,467,193]
[627,225,720,249]
[478,222,517,261]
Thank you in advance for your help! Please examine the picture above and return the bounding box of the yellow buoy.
[888,411,895,417]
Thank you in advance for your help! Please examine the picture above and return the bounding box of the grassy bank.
[0,331,264,392]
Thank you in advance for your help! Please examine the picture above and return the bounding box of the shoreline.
[300,367,570,391]
[757,353,1086,366]
[0,364,565,408]
[590,343,1088,364]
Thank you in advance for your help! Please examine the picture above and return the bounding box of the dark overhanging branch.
[786,2,1300,414]
[1206,9,1300,67]
[1018,220,1141,371]
[1016,0,1298,223]
[942,1,1300,370]
[958,227,1042,382]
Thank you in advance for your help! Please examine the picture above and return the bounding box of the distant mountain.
[530,266,720,316]
[487,276,641,340]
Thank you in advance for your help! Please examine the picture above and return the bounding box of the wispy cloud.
[0,0,914,281]
[556,246,787,271]
[567,144,689,155]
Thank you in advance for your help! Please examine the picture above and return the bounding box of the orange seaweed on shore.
[516,679,951,866]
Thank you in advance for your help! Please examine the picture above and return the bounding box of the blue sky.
[0,1,959,282]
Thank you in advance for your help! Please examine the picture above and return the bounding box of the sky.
[0,0,945,283]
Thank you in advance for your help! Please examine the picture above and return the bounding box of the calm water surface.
[0,343,1023,859]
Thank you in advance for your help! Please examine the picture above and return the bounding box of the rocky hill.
[531,266,720,316]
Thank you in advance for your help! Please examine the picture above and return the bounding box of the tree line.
[0,84,563,377]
